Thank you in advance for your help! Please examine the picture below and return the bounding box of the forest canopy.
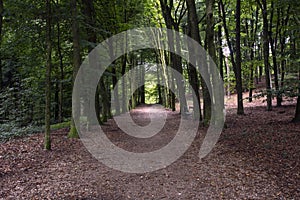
[0,0,299,147]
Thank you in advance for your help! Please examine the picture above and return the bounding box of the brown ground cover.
[0,97,299,199]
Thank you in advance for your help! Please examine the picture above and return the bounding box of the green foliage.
[0,122,42,143]
[50,121,70,131]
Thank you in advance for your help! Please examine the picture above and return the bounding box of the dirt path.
[0,102,299,199]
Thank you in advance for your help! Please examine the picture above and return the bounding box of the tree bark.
[217,2,224,81]
[220,0,244,115]
[0,0,3,90]
[159,0,187,113]
[269,1,281,106]
[186,0,203,121]
[45,0,52,150]
[69,0,81,138]
[203,0,215,121]
[57,20,64,123]
[235,0,244,114]
[259,0,272,111]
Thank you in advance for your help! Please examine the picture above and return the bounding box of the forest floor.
[0,96,300,199]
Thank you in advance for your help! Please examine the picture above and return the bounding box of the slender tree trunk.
[45,0,52,150]
[220,0,244,114]
[186,0,203,121]
[294,91,300,123]
[269,1,281,106]
[69,0,81,138]
[160,0,187,112]
[156,56,163,104]
[202,0,215,121]
[82,0,101,125]
[235,0,244,114]
[174,24,188,113]
[0,0,3,90]
[249,7,259,101]
[99,77,109,122]
[57,21,64,123]
[259,0,272,111]
[140,58,145,104]
[218,2,224,81]
[293,69,300,122]
[121,54,127,112]
[279,6,290,89]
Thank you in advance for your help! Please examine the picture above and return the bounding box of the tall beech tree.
[186,0,202,121]
[0,0,3,90]
[257,0,272,111]
[69,0,81,138]
[44,0,52,150]
[234,0,244,115]
[219,0,244,115]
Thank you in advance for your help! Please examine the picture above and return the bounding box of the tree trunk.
[69,0,81,138]
[235,0,244,114]
[186,0,203,121]
[217,2,224,81]
[121,54,127,112]
[174,24,188,113]
[57,20,64,123]
[260,0,272,111]
[269,1,281,106]
[45,0,52,150]
[140,61,145,104]
[203,0,215,121]
[249,7,259,102]
[0,0,3,89]
[82,0,101,125]
[293,69,300,122]
[220,0,244,115]
[99,77,109,122]
[159,0,187,113]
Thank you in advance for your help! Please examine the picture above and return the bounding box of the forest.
[0,0,299,199]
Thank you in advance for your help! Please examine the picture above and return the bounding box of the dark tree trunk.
[293,65,300,122]
[156,57,163,104]
[121,53,127,112]
[278,6,290,89]
[82,0,101,125]
[249,7,259,102]
[45,0,52,150]
[269,1,281,106]
[159,0,187,113]
[69,0,81,138]
[56,20,64,123]
[258,0,272,111]
[220,0,244,115]
[0,0,3,89]
[140,60,145,104]
[202,0,215,122]
[186,0,203,121]
[235,0,244,115]
[217,2,224,81]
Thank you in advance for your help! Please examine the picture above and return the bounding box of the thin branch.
[198,13,206,25]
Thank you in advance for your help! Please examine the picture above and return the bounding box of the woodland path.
[0,100,299,199]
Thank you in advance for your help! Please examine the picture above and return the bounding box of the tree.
[159,0,188,113]
[219,0,244,115]
[69,0,81,138]
[293,70,300,122]
[234,0,244,115]
[0,0,3,89]
[203,0,216,120]
[186,0,203,121]
[258,0,272,111]
[44,0,52,150]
